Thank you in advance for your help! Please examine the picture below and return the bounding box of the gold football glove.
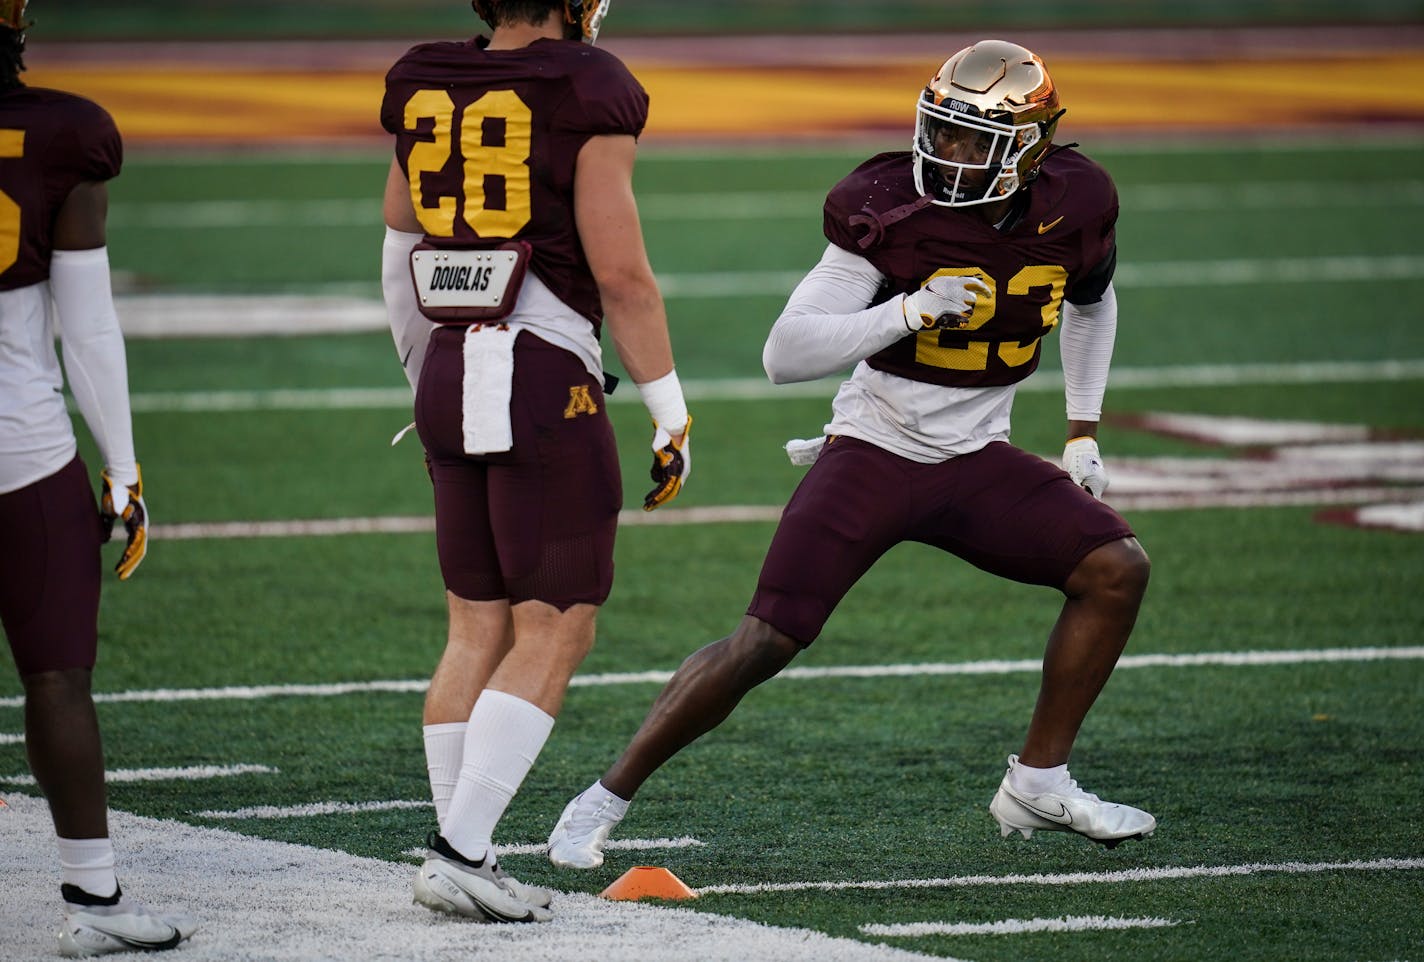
[644,416,692,511]
[100,464,148,580]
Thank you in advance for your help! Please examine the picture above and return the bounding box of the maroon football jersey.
[381,36,648,330]
[0,86,122,291]
[824,148,1117,388]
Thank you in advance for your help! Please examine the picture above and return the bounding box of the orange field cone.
[599,865,698,901]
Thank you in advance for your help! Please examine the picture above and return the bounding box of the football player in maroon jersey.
[379,0,691,922]
[0,1,195,954]
[549,40,1155,869]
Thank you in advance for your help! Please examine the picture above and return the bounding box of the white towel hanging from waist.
[461,324,519,454]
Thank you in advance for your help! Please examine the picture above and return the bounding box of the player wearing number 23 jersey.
[548,41,1156,874]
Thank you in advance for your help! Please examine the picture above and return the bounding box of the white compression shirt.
[761,242,1115,463]
[0,247,137,494]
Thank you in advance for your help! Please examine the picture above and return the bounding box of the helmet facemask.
[569,0,611,44]
[912,40,1063,209]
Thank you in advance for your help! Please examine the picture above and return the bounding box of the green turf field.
[2,136,1422,960]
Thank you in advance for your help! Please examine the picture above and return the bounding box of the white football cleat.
[57,884,196,957]
[547,783,627,870]
[989,754,1156,849]
[413,833,552,923]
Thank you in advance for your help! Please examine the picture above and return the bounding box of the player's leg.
[1021,535,1151,767]
[415,332,616,919]
[549,436,909,869]
[3,457,196,952]
[916,441,1154,846]
[1,458,111,860]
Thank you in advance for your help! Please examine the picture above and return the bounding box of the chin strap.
[848,194,935,251]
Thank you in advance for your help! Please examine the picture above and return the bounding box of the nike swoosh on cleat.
[112,930,184,951]
[1016,795,1073,825]
[1037,215,1065,234]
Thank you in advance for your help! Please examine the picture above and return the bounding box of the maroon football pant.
[416,328,621,609]
[748,437,1134,646]
[0,456,103,675]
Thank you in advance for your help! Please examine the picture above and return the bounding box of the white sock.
[57,837,118,899]
[1010,759,1070,796]
[582,779,630,817]
[423,722,467,831]
[443,690,555,862]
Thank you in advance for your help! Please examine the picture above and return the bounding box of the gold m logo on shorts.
[563,385,599,419]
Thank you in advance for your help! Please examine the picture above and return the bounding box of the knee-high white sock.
[423,722,467,831]
[443,689,555,862]
[57,837,117,898]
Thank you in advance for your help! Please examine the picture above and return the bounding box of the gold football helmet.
[0,0,31,31]
[912,40,1065,208]
[471,0,611,43]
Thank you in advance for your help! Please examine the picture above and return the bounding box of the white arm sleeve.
[762,243,909,384]
[1059,282,1118,422]
[382,227,428,393]
[51,247,137,486]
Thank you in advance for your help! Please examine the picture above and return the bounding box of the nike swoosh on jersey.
[1037,215,1065,234]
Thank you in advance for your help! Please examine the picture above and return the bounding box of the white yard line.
[862,915,1184,937]
[142,484,1424,544]
[119,357,1424,409]
[194,798,432,819]
[700,857,1424,896]
[1,647,1418,711]
[400,838,707,860]
[151,506,784,541]
[120,359,1424,412]
[0,764,276,785]
[0,793,952,962]
[0,733,23,745]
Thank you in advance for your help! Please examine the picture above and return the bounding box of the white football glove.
[100,464,148,580]
[644,416,692,511]
[1062,436,1109,499]
[902,275,990,331]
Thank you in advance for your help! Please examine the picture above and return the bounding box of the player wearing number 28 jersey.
[549,40,1156,872]
[379,0,692,924]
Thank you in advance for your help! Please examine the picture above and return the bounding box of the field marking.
[399,837,707,860]
[698,856,1424,896]
[0,733,22,745]
[1,793,949,962]
[652,256,1424,299]
[120,359,1424,412]
[194,798,431,819]
[151,506,784,541]
[862,915,1184,937]
[0,763,276,785]
[107,180,1424,229]
[141,485,1424,544]
[2,647,1418,710]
